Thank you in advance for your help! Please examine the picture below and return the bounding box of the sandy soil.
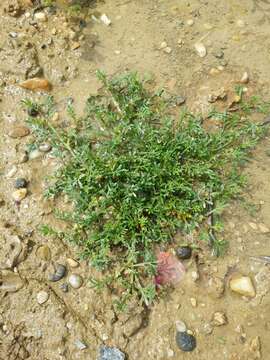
[0,1,270,359]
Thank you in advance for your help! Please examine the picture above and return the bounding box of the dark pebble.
[176,246,192,260]
[176,331,196,352]
[28,108,39,117]
[14,178,28,189]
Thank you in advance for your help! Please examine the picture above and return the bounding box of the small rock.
[209,68,220,75]
[175,96,186,106]
[37,290,49,305]
[208,276,225,299]
[60,283,69,292]
[39,143,52,153]
[12,188,27,202]
[176,246,192,259]
[175,320,187,333]
[14,178,28,189]
[34,12,47,22]
[100,14,111,26]
[29,149,43,160]
[0,270,24,292]
[190,298,197,307]
[164,47,172,54]
[214,50,224,59]
[6,165,18,178]
[71,42,80,50]
[240,72,249,84]
[186,19,194,26]
[258,223,269,233]
[66,258,79,268]
[160,41,168,49]
[98,346,125,360]
[167,349,174,358]
[48,263,66,282]
[191,270,199,282]
[211,312,227,326]
[249,222,258,230]
[230,275,256,297]
[8,126,30,138]
[36,245,51,261]
[201,322,213,335]
[68,274,83,289]
[176,331,196,352]
[19,78,51,91]
[194,42,207,58]
[74,339,87,350]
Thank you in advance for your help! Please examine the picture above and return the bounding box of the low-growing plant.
[23,72,267,306]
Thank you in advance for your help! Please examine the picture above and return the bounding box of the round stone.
[68,274,83,289]
[36,245,51,261]
[176,331,196,352]
[176,246,192,260]
[14,178,28,189]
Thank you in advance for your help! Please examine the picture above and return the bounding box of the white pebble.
[68,274,83,289]
[37,290,49,305]
[175,320,187,333]
[194,42,207,58]
[240,72,249,84]
[187,19,194,26]
[6,165,18,178]
[34,12,47,22]
[100,14,111,26]
[74,339,87,350]
[66,258,79,268]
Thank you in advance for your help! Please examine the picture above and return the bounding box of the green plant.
[23,71,267,305]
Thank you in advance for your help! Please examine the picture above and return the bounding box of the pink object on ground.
[154,251,185,286]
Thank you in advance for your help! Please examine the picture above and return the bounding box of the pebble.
[240,72,249,84]
[12,188,27,202]
[98,346,125,360]
[37,290,49,305]
[71,42,80,50]
[14,178,28,189]
[212,312,227,326]
[48,264,66,282]
[176,331,196,352]
[176,320,187,333]
[258,223,269,233]
[68,274,83,289]
[249,222,257,230]
[39,143,52,153]
[8,126,30,138]
[167,349,174,357]
[208,276,225,299]
[7,165,18,178]
[36,245,51,261]
[209,68,220,75]
[176,246,192,260]
[194,42,207,58]
[175,96,186,105]
[190,298,197,307]
[100,14,111,26]
[201,322,213,335]
[186,19,194,26]
[0,270,24,292]
[230,275,256,297]
[19,78,51,91]
[164,47,172,54]
[160,41,168,49]
[60,283,69,292]
[74,339,87,350]
[34,12,47,22]
[29,149,43,160]
[66,258,79,268]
